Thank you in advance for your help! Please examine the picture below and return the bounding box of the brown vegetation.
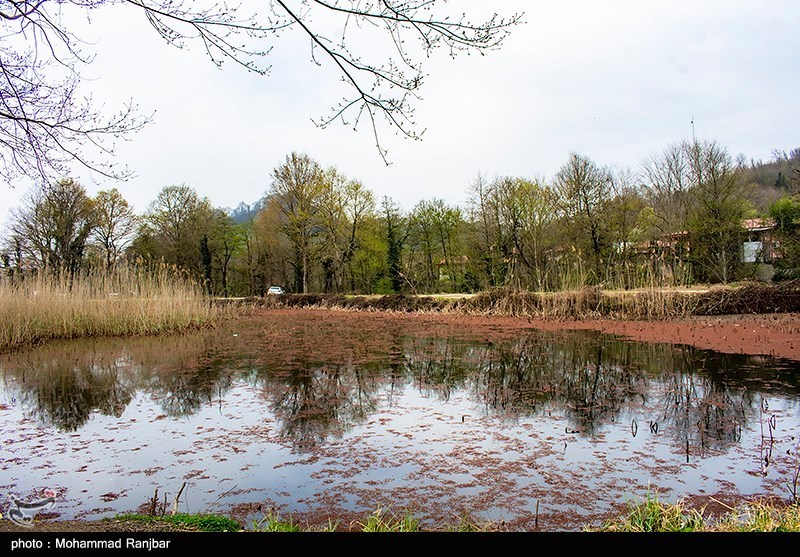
[220,280,800,320]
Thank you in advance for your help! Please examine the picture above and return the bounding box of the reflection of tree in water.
[254,336,477,448]
[396,330,800,459]
[0,333,236,430]
[400,331,653,435]
[503,336,800,460]
[541,336,651,436]
[0,344,137,431]
[651,351,800,463]
[402,337,474,400]
[4,318,799,457]
[657,371,747,462]
[257,360,383,449]
[148,362,233,417]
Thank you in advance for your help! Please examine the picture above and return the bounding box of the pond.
[1,309,799,531]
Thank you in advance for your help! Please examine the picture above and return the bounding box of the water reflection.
[403,334,800,464]
[0,335,236,431]
[3,315,800,530]
[2,323,799,466]
[266,363,383,448]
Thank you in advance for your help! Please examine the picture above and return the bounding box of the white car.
[267,286,285,295]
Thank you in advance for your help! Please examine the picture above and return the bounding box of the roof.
[743,218,775,232]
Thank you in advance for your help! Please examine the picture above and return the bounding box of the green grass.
[112,513,241,532]
[251,500,800,532]
[354,508,421,532]
[593,491,706,532]
[712,500,800,532]
[251,512,305,532]
[592,491,800,532]
[93,498,800,532]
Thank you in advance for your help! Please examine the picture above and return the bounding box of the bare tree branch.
[0,1,523,184]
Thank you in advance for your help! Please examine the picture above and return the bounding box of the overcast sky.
[2,0,799,230]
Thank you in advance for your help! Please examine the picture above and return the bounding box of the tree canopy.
[4,141,797,295]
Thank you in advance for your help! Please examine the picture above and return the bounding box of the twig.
[148,488,158,516]
[171,482,187,516]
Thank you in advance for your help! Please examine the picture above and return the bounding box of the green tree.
[246,198,293,295]
[429,199,463,292]
[314,169,376,293]
[316,167,353,293]
[8,178,95,275]
[769,195,800,279]
[685,140,751,284]
[134,184,215,277]
[408,200,440,291]
[92,188,138,267]
[342,180,376,293]
[494,177,556,290]
[208,209,245,297]
[382,196,406,294]
[553,153,613,284]
[348,213,386,294]
[464,173,558,291]
[268,152,325,294]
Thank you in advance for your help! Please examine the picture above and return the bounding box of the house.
[629,217,780,282]
[741,218,777,264]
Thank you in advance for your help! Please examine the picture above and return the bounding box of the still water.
[1,310,799,531]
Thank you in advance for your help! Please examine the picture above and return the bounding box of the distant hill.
[742,147,800,211]
[228,199,267,224]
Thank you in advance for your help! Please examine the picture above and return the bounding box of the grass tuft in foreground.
[353,508,421,532]
[593,491,800,532]
[593,491,705,532]
[251,512,305,532]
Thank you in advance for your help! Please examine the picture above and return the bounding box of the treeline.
[2,140,800,297]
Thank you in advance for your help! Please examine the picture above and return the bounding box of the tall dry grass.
[0,264,215,353]
[454,285,705,320]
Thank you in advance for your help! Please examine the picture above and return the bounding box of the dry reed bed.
[5,275,799,353]
[224,280,800,320]
[0,266,214,353]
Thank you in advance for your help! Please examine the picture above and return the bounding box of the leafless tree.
[1,1,523,185]
[0,2,150,185]
[640,142,693,239]
[553,152,613,279]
